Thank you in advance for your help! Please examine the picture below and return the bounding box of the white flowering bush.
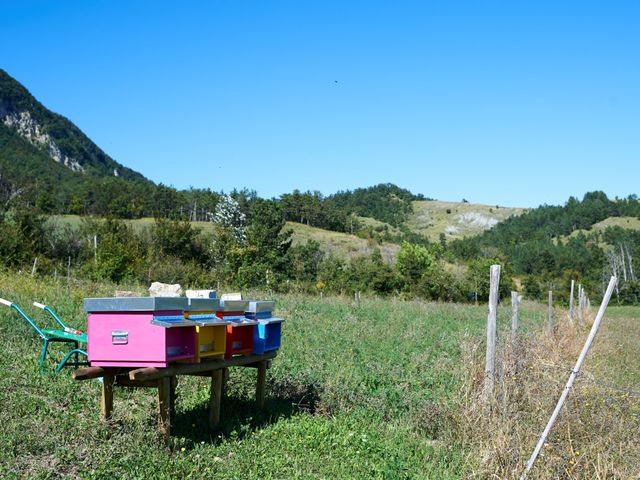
[209,194,246,243]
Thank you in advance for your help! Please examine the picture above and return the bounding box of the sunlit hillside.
[406,200,527,241]
[287,221,400,263]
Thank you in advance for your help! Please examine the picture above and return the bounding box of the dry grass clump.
[452,315,640,479]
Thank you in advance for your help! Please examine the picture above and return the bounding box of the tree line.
[0,190,510,302]
[1,165,639,304]
[449,191,640,304]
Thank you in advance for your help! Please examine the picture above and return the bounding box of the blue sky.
[1,1,639,207]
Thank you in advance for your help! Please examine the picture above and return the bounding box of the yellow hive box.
[186,298,226,362]
[194,322,226,361]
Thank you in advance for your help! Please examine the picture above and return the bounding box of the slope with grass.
[566,216,640,239]
[406,200,527,241]
[287,221,400,262]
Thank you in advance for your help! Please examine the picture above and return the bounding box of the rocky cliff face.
[0,68,147,182]
[2,110,84,172]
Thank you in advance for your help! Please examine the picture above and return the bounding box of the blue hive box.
[246,301,283,354]
[252,318,284,354]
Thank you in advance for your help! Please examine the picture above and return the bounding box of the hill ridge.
[0,68,148,181]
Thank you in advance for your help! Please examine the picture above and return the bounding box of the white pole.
[520,276,617,479]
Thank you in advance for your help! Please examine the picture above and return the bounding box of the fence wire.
[536,359,640,397]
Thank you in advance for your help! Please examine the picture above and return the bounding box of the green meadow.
[0,271,637,479]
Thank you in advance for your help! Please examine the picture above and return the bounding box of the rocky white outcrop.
[455,211,498,229]
[445,211,499,236]
[2,110,84,172]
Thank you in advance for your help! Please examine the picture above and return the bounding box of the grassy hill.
[567,216,640,238]
[287,221,400,262]
[551,216,640,249]
[406,200,527,241]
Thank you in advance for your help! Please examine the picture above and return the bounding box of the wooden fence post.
[548,290,554,331]
[569,279,575,324]
[578,285,584,324]
[483,264,501,404]
[511,291,519,346]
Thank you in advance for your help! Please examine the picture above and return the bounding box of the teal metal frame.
[1,298,88,374]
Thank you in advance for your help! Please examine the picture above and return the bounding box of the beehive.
[186,298,226,362]
[252,318,284,354]
[217,299,257,358]
[85,297,196,368]
[246,301,284,354]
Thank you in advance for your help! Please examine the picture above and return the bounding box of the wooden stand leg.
[209,369,223,429]
[256,361,267,410]
[169,376,178,416]
[101,374,114,420]
[222,367,229,396]
[158,377,171,444]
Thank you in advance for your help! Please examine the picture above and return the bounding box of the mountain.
[0,70,529,240]
[0,68,147,182]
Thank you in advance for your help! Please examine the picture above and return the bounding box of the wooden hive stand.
[73,350,277,444]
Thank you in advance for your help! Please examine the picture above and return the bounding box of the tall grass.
[453,309,640,478]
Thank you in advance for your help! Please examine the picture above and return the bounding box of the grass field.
[0,271,637,478]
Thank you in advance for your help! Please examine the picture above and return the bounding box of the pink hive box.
[85,297,196,368]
